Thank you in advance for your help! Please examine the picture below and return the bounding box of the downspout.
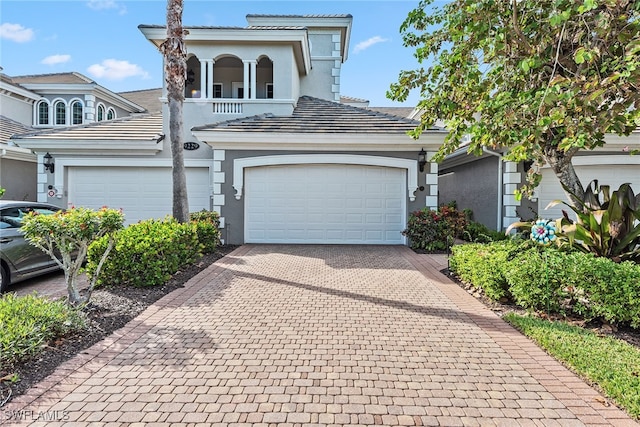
[482,149,503,231]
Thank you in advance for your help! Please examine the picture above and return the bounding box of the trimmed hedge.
[87,217,202,287]
[450,241,640,327]
[190,210,221,253]
[449,240,524,300]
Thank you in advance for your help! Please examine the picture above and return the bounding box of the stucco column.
[503,161,521,229]
[199,60,207,98]
[425,152,438,210]
[242,60,250,99]
[84,94,95,122]
[249,60,257,100]
[208,59,215,98]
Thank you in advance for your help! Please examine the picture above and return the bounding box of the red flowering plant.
[21,206,124,306]
[403,205,468,251]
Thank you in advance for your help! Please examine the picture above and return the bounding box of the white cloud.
[41,54,71,65]
[353,36,389,54]
[0,23,35,43]
[87,59,149,81]
[86,0,127,15]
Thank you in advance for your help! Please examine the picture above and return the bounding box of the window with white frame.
[213,83,223,98]
[106,108,116,120]
[266,83,274,99]
[37,100,49,125]
[71,101,83,125]
[54,101,66,125]
[97,104,105,121]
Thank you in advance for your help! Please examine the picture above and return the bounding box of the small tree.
[21,207,124,306]
[388,0,640,206]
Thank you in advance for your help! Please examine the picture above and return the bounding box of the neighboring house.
[0,70,151,201]
[0,70,40,200]
[438,131,640,231]
[12,14,447,245]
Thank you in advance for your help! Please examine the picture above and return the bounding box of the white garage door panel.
[539,164,640,220]
[69,167,210,224]
[245,164,405,244]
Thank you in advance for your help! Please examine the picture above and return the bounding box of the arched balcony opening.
[256,56,274,99]
[185,55,202,99]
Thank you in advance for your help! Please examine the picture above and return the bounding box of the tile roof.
[119,88,163,113]
[11,72,94,85]
[11,113,163,142]
[193,96,429,134]
[368,107,416,119]
[246,14,353,19]
[0,116,34,143]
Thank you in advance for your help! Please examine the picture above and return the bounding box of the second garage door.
[68,167,210,224]
[245,164,406,244]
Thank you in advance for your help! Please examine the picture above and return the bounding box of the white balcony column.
[207,59,215,99]
[200,60,208,98]
[242,60,250,100]
[249,60,257,100]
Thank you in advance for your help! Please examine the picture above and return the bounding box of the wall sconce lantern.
[418,148,427,173]
[43,152,55,173]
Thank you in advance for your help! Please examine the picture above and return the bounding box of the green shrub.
[403,205,467,251]
[505,248,586,315]
[462,221,508,243]
[189,210,221,253]
[87,217,201,287]
[449,240,524,300]
[0,293,85,366]
[579,257,640,328]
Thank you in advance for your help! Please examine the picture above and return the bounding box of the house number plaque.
[183,142,200,150]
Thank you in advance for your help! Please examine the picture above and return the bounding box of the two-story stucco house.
[13,14,447,245]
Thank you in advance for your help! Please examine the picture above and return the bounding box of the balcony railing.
[213,100,243,114]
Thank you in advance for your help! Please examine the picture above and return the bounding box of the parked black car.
[0,201,62,292]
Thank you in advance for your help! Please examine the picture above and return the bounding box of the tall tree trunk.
[542,145,585,209]
[160,0,189,223]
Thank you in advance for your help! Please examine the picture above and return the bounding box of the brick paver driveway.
[3,245,636,426]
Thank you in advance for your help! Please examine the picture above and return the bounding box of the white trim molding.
[233,154,419,202]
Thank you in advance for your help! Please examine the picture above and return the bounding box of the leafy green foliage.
[21,207,124,306]
[505,248,589,315]
[403,205,467,251]
[550,181,640,262]
[389,0,640,202]
[87,217,201,287]
[452,241,640,326]
[449,240,525,300]
[0,293,85,366]
[0,188,4,198]
[505,314,640,419]
[189,210,221,253]
[462,220,508,243]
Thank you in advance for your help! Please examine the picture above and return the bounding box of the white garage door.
[539,164,640,220]
[68,167,210,224]
[245,164,406,244]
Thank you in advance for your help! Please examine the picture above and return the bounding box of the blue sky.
[0,0,440,107]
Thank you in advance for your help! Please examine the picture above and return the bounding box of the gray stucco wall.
[218,150,429,245]
[0,158,37,201]
[438,156,500,230]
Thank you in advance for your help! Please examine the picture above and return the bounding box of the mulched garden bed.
[0,245,238,407]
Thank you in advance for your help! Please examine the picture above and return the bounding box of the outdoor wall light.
[418,148,427,173]
[43,152,55,174]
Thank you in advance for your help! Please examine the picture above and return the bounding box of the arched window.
[106,108,116,120]
[71,100,83,125]
[54,101,66,125]
[36,100,49,125]
[97,104,105,121]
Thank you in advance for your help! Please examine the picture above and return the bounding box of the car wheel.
[0,265,8,293]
